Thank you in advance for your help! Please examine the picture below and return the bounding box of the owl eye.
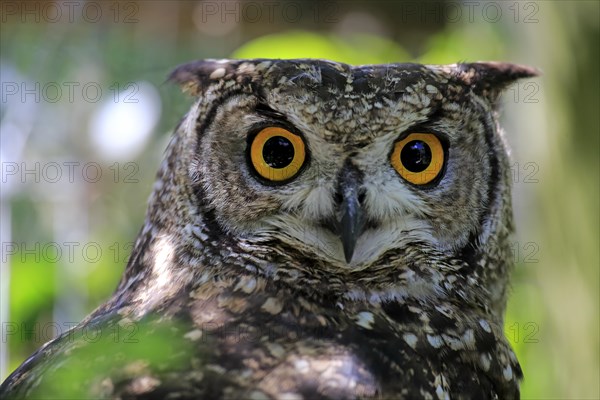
[390,133,445,185]
[249,127,306,182]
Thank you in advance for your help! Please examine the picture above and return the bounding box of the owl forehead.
[193,59,477,148]
[264,84,435,143]
[264,61,451,118]
[254,61,462,143]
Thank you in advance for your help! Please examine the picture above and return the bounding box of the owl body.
[0,59,537,399]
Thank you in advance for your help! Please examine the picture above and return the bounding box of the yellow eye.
[390,133,445,185]
[250,127,306,182]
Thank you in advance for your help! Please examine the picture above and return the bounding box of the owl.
[1,59,538,399]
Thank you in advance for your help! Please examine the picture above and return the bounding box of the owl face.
[173,60,536,273]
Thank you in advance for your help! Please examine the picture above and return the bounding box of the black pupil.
[263,136,295,168]
[400,140,432,172]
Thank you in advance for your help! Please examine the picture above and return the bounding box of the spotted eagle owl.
[1,59,538,399]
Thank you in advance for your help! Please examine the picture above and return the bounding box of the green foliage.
[9,254,56,323]
[27,318,195,399]
[419,24,506,64]
[233,31,410,64]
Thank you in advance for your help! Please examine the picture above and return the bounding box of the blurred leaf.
[29,317,196,399]
[504,276,548,399]
[233,30,410,64]
[9,254,56,323]
[419,24,506,64]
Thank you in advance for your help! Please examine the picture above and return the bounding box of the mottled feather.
[0,59,538,399]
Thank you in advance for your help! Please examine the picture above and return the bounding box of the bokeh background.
[1,1,598,398]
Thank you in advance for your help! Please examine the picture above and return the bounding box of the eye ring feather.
[249,127,306,182]
[390,133,445,185]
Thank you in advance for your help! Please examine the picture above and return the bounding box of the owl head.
[148,59,537,315]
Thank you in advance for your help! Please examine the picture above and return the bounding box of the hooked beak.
[338,188,366,263]
[332,160,366,263]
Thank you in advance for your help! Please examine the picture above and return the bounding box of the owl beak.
[338,188,366,263]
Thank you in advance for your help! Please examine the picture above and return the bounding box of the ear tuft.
[456,62,541,103]
[167,59,246,96]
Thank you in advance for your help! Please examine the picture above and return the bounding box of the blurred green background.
[1,1,598,398]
